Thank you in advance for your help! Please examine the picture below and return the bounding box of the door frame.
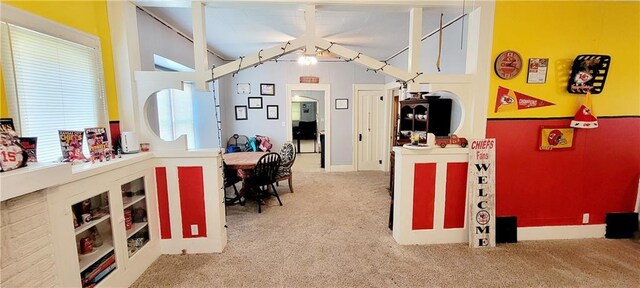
[286,84,331,172]
[352,84,386,171]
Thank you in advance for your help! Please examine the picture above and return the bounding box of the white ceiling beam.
[407,7,422,92]
[192,1,210,91]
[315,38,414,81]
[135,0,467,8]
[209,38,306,80]
[304,4,316,56]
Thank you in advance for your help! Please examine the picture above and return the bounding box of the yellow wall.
[1,1,119,120]
[489,1,640,118]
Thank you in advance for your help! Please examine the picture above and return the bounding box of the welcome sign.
[467,139,496,248]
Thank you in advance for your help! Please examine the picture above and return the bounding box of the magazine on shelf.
[85,127,112,162]
[18,137,37,162]
[58,130,88,164]
[0,118,15,133]
[0,118,28,172]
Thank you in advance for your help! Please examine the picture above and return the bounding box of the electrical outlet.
[191,224,199,236]
[582,213,590,224]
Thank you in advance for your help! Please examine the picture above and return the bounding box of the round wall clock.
[494,50,523,80]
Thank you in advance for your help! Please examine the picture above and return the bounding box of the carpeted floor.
[132,171,640,287]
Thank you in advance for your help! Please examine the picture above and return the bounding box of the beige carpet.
[132,171,640,287]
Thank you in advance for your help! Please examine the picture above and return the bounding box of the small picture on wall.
[527,58,549,84]
[248,97,263,109]
[237,83,251,94]
[235,105,248,120]
[260,83,275,96]
[335,98,348,110]
[539,126,575,151]
[267,105,279,120]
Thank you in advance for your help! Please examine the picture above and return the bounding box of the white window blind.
[1,22,106,162]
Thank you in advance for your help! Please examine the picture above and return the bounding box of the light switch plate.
[191,224,199,236]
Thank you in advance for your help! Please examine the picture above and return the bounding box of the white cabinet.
[47,156,160,287]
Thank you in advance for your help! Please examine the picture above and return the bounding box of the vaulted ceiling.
[136,1,468,62]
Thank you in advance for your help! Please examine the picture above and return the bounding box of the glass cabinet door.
[72,191,117,287]
[121,177,150,258]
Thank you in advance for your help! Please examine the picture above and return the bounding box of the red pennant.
[495,86,555,113]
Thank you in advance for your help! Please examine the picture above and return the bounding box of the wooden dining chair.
[244,152,282,213]
[276,142,296,193]
[223,162,244,206]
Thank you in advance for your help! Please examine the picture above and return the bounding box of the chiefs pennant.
[495,86,555,113]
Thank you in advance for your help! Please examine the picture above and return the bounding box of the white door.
[356,90,384,170]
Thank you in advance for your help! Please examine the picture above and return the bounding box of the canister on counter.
[124,209,133,230]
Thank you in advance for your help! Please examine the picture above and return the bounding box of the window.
[1,20,107,162]
[154,85,195,149]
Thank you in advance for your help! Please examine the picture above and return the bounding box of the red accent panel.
[413,163,437,230]
[177,167,207,238]
[109,121,121,150]
[444,163,468,229]
[487,117,640,227]
[155,167,172,239]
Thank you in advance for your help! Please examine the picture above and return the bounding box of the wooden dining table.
[222,151,267,205]
[222,151,267,169]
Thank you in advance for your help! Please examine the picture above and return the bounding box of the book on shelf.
[81,252,116,286]
[58,130,88,164]
[85,127,113,163]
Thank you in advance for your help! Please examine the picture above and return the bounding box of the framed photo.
[335,98,349,110]
[267,105,279,120]
[248,97,263,109]
[539,126,575,151]
[237,83,251,94]
[260,83,275,95]
[527,58,549,84]
[235,105,247,120]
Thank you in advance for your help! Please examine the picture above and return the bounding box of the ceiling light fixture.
[297,55,318,65]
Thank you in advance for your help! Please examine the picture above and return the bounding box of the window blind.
[1,23,106,162]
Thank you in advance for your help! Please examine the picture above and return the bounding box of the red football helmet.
[547,129,563,146]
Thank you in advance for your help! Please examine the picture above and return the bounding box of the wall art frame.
[260,83,275,96]
[266,105,279,120]
[539,126,575,151]
[235,105,248,120]
[335,98,349,110]
[248,97,263,109]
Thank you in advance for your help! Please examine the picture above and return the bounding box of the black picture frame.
[248,97,263,109]
[266,105,279,120]
[335,98,349,110]
[235,105,248,120]
[260,83,275,96]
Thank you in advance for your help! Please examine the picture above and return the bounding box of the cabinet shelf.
[122,195,146,210]
[75,215,110,236]
[126,222,148,239]
[78,239,114,272]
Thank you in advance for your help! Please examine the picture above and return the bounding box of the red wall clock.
[494,50,523,80]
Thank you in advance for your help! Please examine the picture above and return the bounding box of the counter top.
[1,153,154,202]
[393,146,469,155]
[1,162,71,201]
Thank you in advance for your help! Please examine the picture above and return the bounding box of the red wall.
[177,167,207,238]
[486,117,640,227]
[413,163,436,230]
[155,167,172,239]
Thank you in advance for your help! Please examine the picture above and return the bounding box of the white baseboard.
[329,165,354,172]
[518,225,605,241]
